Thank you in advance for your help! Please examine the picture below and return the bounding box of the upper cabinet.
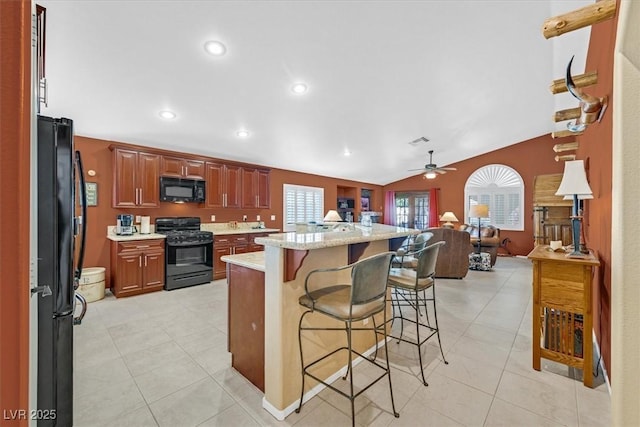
[205,162,242,208]
[242,167,270,209]
[112,148,160,208]
[111,145,270,210]
[160,155,205,180]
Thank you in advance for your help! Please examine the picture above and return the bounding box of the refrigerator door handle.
[74,151,88,288]
[31,285,52,297]
[73,293,87,325]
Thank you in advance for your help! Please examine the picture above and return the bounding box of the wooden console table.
[527,245,599,387]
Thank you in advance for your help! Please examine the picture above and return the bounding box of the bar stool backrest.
[415,241,446,280]
[412,232,434,252]
[350,252,394,305]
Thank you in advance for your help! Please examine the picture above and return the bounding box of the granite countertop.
[221,251,265,272]
[107,232,166,242]
[254,223,418,250]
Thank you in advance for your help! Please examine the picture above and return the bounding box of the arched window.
[464,164,524,231]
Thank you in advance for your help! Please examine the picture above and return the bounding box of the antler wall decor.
[565,56,608,133]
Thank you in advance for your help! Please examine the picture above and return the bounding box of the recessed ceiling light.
[204,40,227,56]
[343,148,352,156]
[159,110,176,120]
[291,83,308,94]
[236,129,250,138]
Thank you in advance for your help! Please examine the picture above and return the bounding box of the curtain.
[428,188,439,228]
[384,191,396,225]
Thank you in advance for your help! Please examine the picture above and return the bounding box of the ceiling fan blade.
[435,169,448,174]
[439,167,457,171]
[408,168,426,171]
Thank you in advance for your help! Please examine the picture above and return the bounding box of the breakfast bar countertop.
[254,223,417,250]
[221,251,265,272]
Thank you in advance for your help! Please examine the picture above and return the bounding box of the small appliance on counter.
[116,214,134,235]
[140,216,151,234]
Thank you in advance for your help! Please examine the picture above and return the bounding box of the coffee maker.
[116,214,134,235]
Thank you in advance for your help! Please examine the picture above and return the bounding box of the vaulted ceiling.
[38,0,592,185]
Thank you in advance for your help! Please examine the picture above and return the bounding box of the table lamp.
[555,160,593,258]
[323,210,343,222]
[469,204,489,254]
[439,212,459,228]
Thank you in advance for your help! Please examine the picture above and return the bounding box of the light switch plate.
[270,215,276,221]
[135,215,141,223]
[256,215,261,221]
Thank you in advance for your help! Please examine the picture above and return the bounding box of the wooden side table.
[527,245,599,387]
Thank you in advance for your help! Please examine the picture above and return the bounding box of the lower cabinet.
[213,233,267,280]
[110,239,165,297]
[227,263,265,391]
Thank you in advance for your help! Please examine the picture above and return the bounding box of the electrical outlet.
[210,215,216,222]
[243,215,248,221]
[270,215,276,221]
[256,215,261,221]
[135,215,141,223]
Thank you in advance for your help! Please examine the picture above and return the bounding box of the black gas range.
[155,217,214,290]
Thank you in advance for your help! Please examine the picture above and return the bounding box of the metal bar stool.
[391,232,433,269]
[295,252,399,426]
[384,241,448,386]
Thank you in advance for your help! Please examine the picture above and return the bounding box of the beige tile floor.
[73,256,610,426]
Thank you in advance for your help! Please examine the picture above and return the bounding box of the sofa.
[458,224,500,266]
[426,227,474,279]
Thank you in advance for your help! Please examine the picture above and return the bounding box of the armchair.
[426,228,473,279]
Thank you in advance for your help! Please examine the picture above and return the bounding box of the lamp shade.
[469,204,489,218]
[439,212,459,223]
[323,210,343,222]
[555,160,593,196]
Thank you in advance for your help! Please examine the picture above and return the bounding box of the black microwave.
[160,177,206,203]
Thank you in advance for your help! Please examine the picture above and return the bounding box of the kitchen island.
[222,224,417,420]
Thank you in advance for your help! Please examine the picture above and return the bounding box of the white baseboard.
[262,338,389,421]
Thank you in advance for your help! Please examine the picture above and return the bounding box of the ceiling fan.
[409,150,457,179]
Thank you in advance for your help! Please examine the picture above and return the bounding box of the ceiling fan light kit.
[409,149,457,179]
[425,171,437,179]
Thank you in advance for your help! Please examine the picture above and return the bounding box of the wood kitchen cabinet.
[213,233,266,279]
[110,239,165,297]
[160,155,205,180]
[205,162,241,208]
[528,244,599,387]
[112,147,160,208]
[241,167,270,209]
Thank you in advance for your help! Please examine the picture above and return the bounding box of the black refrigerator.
[36,116,87,426]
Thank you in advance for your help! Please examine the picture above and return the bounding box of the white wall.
[612,0,640,424]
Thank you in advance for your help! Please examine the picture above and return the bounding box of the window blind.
[283,184,324,232]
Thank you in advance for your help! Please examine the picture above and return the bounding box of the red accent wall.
[0,0,31,424]
[75,136,383,289]
[383,134,564,256]
[575,1,619,382]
